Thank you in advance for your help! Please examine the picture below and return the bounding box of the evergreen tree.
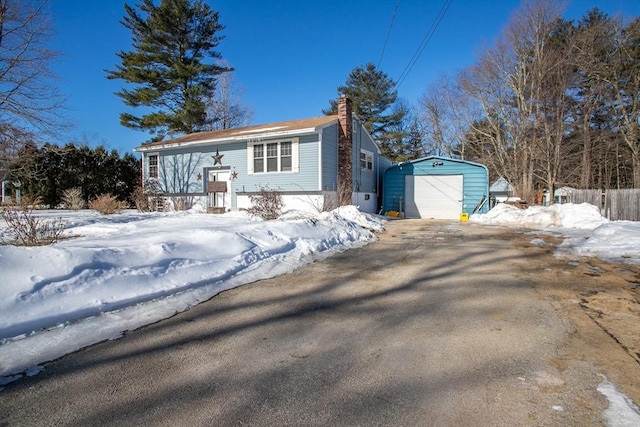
[377,100,428,162]
[106,0,231,141]
[324,63,406,143]
[10,143,140,207]
[403,118,425,161]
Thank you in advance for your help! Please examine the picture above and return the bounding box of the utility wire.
[378,0,401,68]
[396,0,453,89]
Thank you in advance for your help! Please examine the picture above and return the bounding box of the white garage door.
[405,175,463,219]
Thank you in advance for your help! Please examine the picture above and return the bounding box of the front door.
[208,170,230,208]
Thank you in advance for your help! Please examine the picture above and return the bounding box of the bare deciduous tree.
[0,0,66,134]
[205,60,253,130]
[458,33,538,201]
[0,0,68,188]
[0,122,32,180]
[571,9,615,189]
[418,0,639,195]
[600,17,640,188]
[422,0,576,201]
[419,75,468,158]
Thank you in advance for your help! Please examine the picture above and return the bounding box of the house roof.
[554,186,576,196]
[390,155,488,171]
[134,115,338,152]
[490,176,514,192]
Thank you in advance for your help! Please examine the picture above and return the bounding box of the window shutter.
[247,143,254,174]
[292,137,299,173]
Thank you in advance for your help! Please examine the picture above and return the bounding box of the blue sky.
[46,0,639,155]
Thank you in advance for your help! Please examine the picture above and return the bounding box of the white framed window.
[267,142,278,172]
[253,144,264,173]
[148,154,159,178]
[280,141,292,171]
[248,138,298,174]
[360,150,373,171]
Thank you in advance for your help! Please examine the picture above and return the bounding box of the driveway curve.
[0,220,620,426]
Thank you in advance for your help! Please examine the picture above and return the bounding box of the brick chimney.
[337,95,353,206]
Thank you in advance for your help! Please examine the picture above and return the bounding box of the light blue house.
[382,156,489,219]
[134,97,385,213]
[489,176,515,207]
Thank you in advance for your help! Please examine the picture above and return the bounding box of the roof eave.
[134,125,331,152]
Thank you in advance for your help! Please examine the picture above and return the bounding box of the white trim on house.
[146,152,159,179]
[135,128,322,152]
[353,114,381,155]
[360,149,373,171]
[236,193,328,213]
[247,137,299,175]
[318,129,323,191]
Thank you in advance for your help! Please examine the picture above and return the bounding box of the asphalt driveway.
[0,220,610,426]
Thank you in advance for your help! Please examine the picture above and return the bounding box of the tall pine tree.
[324,63,406,144]
[106,0,231,141]
[402,117,425,161]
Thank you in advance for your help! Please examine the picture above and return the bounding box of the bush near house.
[89,194,128,215]
[131,179,164,213]
[247,187,283,220]
[61,188,85,210]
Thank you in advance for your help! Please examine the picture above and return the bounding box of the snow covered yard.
[0,206,383,382]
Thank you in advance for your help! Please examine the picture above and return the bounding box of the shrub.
[247,187,283,220]
[131,185,150,212]
[322,191,336,212]
[89,194,128,215]
[61,188,85,210]
[1,206,66,246]
[131,179,164,212]
[18,195,44,209]
[170,196,194,211]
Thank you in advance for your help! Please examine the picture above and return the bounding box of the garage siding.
[382,156,489,219]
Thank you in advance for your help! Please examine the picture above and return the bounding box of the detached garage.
[382,156,489,219]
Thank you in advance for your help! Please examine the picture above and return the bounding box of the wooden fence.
[567,189,640,221]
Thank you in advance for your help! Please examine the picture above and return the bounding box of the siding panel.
[239,134,319,192]
[321,125,338,191]
[155,142,245,195]
[352,125,379,194]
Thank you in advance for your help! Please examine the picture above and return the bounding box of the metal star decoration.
[231,170,238,180]
[212,148,224,165]
[197,173,202,181]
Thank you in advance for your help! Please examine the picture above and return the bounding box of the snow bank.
[470,202,606,229]
[559,221,640,263]
[471,203,639,264]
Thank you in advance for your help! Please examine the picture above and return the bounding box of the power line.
[378,0,401,69]
[396,0,453,89]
